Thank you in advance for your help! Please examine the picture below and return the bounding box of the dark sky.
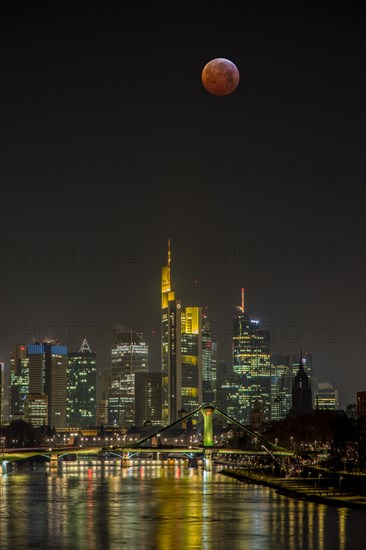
[0,3,365,407]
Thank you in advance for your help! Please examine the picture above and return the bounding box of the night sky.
[0,3,365,407]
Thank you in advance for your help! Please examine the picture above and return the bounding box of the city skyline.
[1,241,344,427]
[0,238,359,411]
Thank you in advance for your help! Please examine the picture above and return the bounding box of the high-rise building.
[97,368,112,403]
[314,381,340,410]
[270,354,291,420]
[232,289,271,423]
[215,359,241,417]
[108,329,148,427]
[9,344,29,420]
[161,240,182,424]
[135,372,162,426]
[202,314,216,403]
[97,368,112,426]
[211,341,218,400]
[0,361,5,426]
[181,306,202,412]
[27,341,68,428]
[217,373,241,419]
[28,344,45,394]
[67,339,97,427]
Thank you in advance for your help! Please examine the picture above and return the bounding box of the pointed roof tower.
[79,338,92,353]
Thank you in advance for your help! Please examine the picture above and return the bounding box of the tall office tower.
[232,289,271,424]
[288,350,313,418]
[28,344,45,394]
[161,240,182,424]
[202,314,215,403]
[96,368,112,426]
[108,329,148,427]
[67,339,97,427]
[0,361,4,425]
[217,373,241,419]
[270,354,291,420]
[27,341,68,428]
[181,306,202,413]
[215,360,240,417]
[97,368,112,403]
[211,341,218,401]
[314,382,340,410]
[135,372,162,426]
[9,344,29,420]
[216,359,230,387]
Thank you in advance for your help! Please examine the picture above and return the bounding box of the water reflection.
[1,460,365,549]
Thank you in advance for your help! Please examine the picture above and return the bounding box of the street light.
[339,476,343,492]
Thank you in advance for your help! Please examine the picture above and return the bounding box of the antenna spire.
[241,287,245,313]
[167,238,171,266]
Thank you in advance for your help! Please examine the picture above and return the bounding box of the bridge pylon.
[201,404,215,447]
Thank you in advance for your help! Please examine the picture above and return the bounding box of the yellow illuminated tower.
[161,240,182,424]
[181,306,203,413]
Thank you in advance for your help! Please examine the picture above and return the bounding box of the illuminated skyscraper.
[0,361,5,426]
[232,289,271,423]
[181,306,202,412]
[67,339,97,427]
[161,240,182,424]
[27,341,68,428]
[108,329,148,427]
[9,344,29,420]
[97,368,112,426]
[202,314,216,403]
[135,372,162,426]
[270,354,291,420]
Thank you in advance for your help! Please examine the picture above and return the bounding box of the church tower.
[288,350,313,418]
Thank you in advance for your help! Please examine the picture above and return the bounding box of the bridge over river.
[2,404,296,473]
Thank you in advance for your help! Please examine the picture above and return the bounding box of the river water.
[1,459,365,549]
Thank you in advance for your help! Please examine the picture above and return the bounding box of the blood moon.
[201,58,240,96]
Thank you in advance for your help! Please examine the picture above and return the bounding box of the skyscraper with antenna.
[232,288,271,424]
[161,240,182,424]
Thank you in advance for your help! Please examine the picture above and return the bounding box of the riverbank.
[220,468,366,510]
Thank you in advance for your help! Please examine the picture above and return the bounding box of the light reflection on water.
[1,461,366,549]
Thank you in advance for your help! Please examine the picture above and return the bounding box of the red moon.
[201,58,240,96]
